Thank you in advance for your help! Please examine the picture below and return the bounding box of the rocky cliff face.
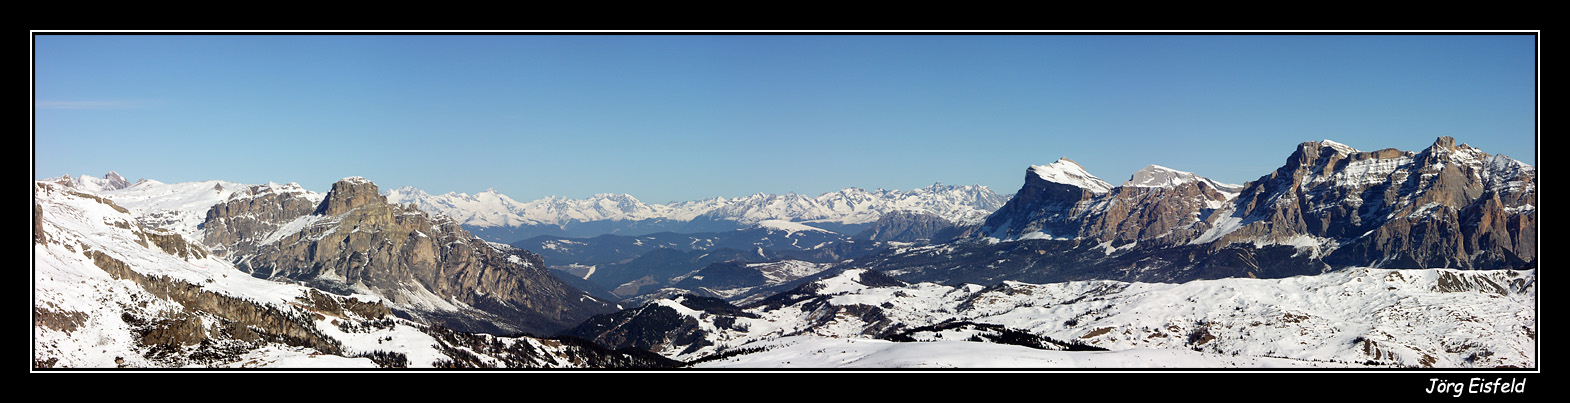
[977,158,1113,241]
[1213,137,1535,269]
[972,137,1535,271]
[201,183,321,258]
[203,177,616,335]
[1079,165,1240,248]
[976,159,1238,248]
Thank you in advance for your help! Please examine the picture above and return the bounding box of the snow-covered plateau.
[651,268,1535,368]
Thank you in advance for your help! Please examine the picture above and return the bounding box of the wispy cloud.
[35,100,150,110]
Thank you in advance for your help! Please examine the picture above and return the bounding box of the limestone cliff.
[1217,137,1535,269]
[976,159,1238,248]
[972,137,1535,271]
[203,177,616,335]
[201,182,321,258]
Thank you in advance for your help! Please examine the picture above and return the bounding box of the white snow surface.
[694,336,1340,368]
[1124,164,1242,192]
[664,268,1534,368]
[1318,139,1359,155]
[1030,158,1113,194]
[84,178,255,241]
[46,171,133,193]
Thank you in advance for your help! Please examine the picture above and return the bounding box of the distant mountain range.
[383,182,1010,242]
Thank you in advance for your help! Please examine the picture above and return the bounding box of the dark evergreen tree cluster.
[354,350,409,368]
[884,320,1108,352]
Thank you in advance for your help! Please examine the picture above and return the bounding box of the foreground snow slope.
[693,336,1350,368]
[33,181,674,369]
[652,267,1533,368]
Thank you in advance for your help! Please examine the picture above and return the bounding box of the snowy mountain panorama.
[383,182,1010,243]
[32,136,1535,370]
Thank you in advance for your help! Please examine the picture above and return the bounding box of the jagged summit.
[47,171,135,192]
[1029,157,1112,194]
[315,177,385,216]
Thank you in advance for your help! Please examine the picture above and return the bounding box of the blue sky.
[33,33,1537,204]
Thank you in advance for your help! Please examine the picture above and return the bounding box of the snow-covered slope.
[45,171,133,193]
[42,173,259,242]
[32,181,677,369]
[1125,164,1242,192]
[589,267,1534,368]
[1030,158,1113,194]
[692,336,1343,368]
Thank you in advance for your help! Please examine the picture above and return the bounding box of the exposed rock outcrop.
[1218,137,1535,269]
[976,158,1113,240]
[975,159,1238,247]
[201,183,321,258]
[205,177,616,335]
[970,137,1535,271]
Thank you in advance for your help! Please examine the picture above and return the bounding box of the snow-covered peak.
[589,193,642,203]
[1030,158,1112,194]
[1125,165,1193,188]
[48,171,135,193]
[1124,164,1242,192]
[1318,139,1359,155]
[384,186,429,198]
[1483,154,1536,194]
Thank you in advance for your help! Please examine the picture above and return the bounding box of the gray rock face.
[974,136,1535,271]
[201,183,320,258]
[976,158,1112,240]
[1217,137,1535,269]
[203,177,615,335]
[314,176,383,216]
[976,159,1237,247]
[855,210,956,242]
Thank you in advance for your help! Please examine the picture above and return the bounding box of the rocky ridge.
[971,137,1534,271]
[203,177,617,336]
[1207,137,1535,269]
[976,159,1240,247]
